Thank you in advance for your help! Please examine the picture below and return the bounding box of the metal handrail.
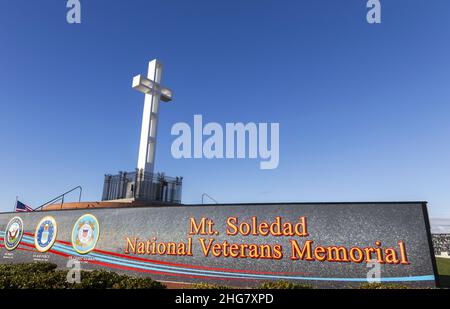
[202,193,218,205]
[34,186,83,211]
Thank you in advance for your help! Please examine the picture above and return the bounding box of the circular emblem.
[4,217,24,251]
[34,216,58,252]
[71,214,100,254]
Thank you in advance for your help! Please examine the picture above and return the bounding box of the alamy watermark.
[64,1,380,25]
[171,115,280,170]
[367,0,381,24]
[366,260,382,283]
[66,258,81,284]
[66,0,81,24]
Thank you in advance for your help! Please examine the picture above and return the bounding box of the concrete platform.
[42,199,178,211]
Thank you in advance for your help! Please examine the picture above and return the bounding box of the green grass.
[436,257,450,276]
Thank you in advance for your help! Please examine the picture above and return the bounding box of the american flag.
[15,200,33,212]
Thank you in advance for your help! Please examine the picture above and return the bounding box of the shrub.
[72,270,124,289]
[71,270,166,289]
[359,283,411,289]
[111,276,166,289]
[0,263,165,289]
[191,283,233,289]
[0,263,70,289]
[258,280,313,289]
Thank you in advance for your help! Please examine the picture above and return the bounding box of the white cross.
[132,59,173,175]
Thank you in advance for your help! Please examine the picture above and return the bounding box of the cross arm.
[132,74,173,102]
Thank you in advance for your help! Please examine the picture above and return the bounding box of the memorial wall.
[0,202,438,288]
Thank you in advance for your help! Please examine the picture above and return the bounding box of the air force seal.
[71,214,100,254]
[4,217,24,251]
[34,216,58,252]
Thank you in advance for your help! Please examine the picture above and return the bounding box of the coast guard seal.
[34,216,58,252]
[4,217,24,251]
[71,214,100,254]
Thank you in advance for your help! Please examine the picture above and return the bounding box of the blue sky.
[0,0,449,217]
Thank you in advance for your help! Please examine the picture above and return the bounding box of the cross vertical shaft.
[133,59,173,175]
[137,60,161,174]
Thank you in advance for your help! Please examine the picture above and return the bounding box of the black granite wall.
[0,202,437,288]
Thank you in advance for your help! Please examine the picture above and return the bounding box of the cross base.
[102,169,183,204]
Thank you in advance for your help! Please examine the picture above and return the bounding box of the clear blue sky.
[0,0,449,217]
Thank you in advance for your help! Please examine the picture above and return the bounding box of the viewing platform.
[102,170,183,204]
[41,198,180,211]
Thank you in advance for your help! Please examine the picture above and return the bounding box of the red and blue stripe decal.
[0,231,435,283]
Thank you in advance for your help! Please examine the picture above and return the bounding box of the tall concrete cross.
[132,59,173,175]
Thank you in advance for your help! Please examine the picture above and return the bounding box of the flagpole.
[13,196,18,212]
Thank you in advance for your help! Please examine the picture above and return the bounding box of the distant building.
[431,218,450,257]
